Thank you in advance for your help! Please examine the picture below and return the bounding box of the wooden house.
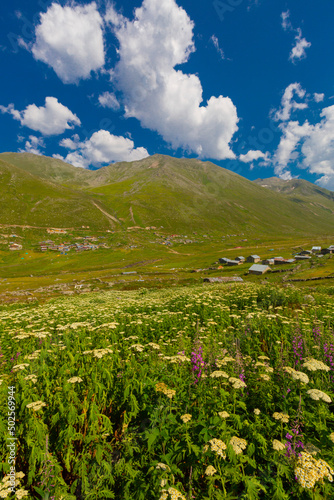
[246,255,261,263]
[249,264,271,275]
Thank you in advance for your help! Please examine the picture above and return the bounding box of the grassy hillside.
[0,152,95,188]
[0,153,334,236]
[82,155,334,235]
[0,158,111,229]
[254,177,334,207]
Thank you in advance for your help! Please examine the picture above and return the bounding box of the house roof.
[249,255,260,258]
[249,264,271,272]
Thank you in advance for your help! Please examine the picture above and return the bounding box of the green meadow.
[0,283,334,499]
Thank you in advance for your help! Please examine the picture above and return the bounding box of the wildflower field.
[0,283,334,499]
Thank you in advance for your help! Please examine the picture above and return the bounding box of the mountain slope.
[0,153,334,236]
[0,152,95,188]
[0,158,114,229]
[254,177,334,213]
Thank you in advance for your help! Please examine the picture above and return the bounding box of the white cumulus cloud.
[18,135,45,155]
[58,130,149,168]
[273,120,312,178]
[31,2,105,84]
[106,0,239,160]
[301,106,334,187]
[272,101,334,189]
[0,97,81,136]
[273,83,308,122]
[289,28,311,63]
[239,150,270,165]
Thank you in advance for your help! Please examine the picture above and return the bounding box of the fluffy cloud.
[1,97,81,136]
[18,135,45,155]
[273,120,311,178]
[289,29,311,63]
[273,83,307,122]
[301,106,334,187]
[273,100,334,188]
[58,130,149,168]
[239,150,270,167]
[98,92,120,110]
[106,0,239,160]
[31,2,105,84]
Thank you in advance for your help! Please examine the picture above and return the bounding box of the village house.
[262,258,275,265]
[311,246,321,253]
[235,256,245,262]
[47,228,67,235]
[321,245,334,255]
[219,257,230,264]
[273,257,295,265]
[249,264,271,275]
[246,255,261,263]
[9,243,22,251]
[295,255,311,260]
[219,258,240,265]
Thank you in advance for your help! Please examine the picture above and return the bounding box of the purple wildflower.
[191,341,206,384]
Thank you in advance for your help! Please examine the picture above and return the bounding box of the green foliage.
[0,283,334,499]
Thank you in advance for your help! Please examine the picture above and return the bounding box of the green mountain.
[254,177,334,213]
[0,157,111,229]
[0,152,334,236]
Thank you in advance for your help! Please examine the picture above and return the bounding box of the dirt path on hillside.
[91,202,120,225]
[129,206,136,224]
[168,249,193,256]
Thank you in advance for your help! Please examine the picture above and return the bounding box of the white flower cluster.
[302,358,330,372]
[307,389,332,403]
[26,401,46,411]
[295,452,333,489]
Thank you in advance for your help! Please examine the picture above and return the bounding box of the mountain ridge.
[0,152,333,236]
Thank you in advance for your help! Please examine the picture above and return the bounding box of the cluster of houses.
[218,245,334,275]
[295,245,334,258]
[218,254,296,275]
[38,237,108,253]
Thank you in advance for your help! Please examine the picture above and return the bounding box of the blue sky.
[1,0,334,189]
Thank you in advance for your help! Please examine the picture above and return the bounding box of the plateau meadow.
[0,283,333,499]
